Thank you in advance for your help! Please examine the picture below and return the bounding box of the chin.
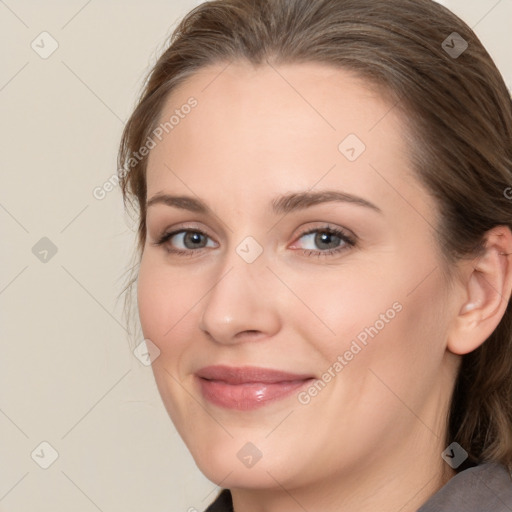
[196,457,287,490]
[187,436,295,489]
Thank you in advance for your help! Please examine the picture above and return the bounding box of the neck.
[230,431,457,512]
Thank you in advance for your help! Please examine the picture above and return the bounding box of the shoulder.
[417,462,512,512]
[202,464,512,512]
[203,489,233,512]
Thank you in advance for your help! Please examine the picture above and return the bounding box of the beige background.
[1,1,511,511]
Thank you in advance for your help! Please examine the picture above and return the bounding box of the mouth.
[195,365,316,410]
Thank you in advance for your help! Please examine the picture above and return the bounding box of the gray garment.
[204,462,512,511]
[417,462,512,511]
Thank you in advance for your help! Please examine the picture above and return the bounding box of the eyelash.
[152,225,356,259]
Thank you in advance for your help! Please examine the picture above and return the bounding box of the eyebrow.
[146,190,382,215]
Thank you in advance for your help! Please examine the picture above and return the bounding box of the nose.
[198,250,281,346]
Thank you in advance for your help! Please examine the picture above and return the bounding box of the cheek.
[136,256,202,426]
[137,258,164,342]
[304,258,449,389]
[291,262,400,356]
[341,268,451,413]
[136,255,197,353]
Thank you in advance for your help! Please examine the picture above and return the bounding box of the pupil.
[186,232,203,247]
[316,231,338,249]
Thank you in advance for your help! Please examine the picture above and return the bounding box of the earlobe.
[447,226,512,356]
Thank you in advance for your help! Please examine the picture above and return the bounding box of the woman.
[117,0,512,510]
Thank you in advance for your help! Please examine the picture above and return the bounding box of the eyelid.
[153,221,353,242]
[293,223,356,241]
[154,221,215,240]
[153,223,217,247]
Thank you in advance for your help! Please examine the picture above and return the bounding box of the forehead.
[145,61,421,216]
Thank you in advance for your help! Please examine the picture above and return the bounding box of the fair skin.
[137,61,512,512]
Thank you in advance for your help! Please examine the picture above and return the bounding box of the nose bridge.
[198,237,281,344]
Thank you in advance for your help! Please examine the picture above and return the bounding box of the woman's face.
[138,61,461,492]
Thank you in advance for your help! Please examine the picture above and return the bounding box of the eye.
[152,224,356,258]
[152,228,217,256]
[291,225,356,257]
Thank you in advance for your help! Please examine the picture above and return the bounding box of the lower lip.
[196,376,313,410]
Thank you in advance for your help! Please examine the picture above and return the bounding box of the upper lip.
[196,365,315,384]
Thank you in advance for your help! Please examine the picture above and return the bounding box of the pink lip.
[195,365,315,410]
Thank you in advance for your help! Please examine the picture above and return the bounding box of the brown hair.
[117,0,512,471]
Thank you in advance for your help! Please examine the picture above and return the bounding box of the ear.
[447,225,512,355]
